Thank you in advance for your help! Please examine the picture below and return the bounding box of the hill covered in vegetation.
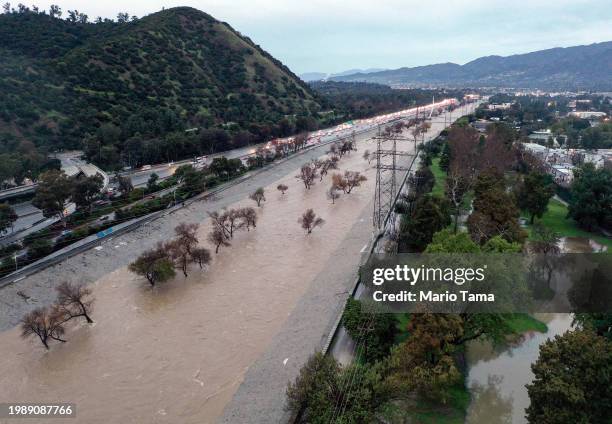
[0,6,322,172]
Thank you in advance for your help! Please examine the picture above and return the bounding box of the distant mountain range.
[329,42,612,91]
[300,68,386,82]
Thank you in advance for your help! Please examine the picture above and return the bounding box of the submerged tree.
[208,227,230,254]
[128,242,176,286]
[327,186,340,204]
[55,282,94,324]
[21,306,67,349]
[190,247,211,269]
[296,164,318,189]
[343,171,367,193]
[277,184,288,195]
[249,187,266,207]
[239,207,257,231]
[298,209,324,234]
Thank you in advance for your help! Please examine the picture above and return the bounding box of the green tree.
[568,163,612,231]
[0,203,18,234]
[573,313,612,341]
[425,229,480,253]
[342,298,397,363]
[439,142,450,172]
[387,314,463,403]
[482,235,522,253]
[128,243,175,286]
[32,170,72,222]
[516,172,555,224]
[412,166,435,197]
[399,195,451,252]
[146,172,159,192]
[116,174,133,196]
[71,174,103,212]
[526,330,612,424]
[468,172,525,245]
[286,352,387,424]
[27,238,53,259]
[286,352,340,422]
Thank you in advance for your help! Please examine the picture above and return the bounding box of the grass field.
[527,198,612,249]
[431,157,447,197]
[506,313,548,334]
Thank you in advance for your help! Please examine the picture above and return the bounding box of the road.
[0,154,108,247]
[123,98,457,188]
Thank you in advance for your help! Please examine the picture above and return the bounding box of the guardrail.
[0,184,37,200]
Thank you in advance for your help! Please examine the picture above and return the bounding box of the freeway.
[0,154,108,246]
[123,98,457,188]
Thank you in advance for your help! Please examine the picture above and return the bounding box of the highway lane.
[124,98,457,188]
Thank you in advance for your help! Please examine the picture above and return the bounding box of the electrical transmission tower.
[372,122,413,233]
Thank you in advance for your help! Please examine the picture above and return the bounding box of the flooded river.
[0,144,377,424]
[466,236,607,423]
[466,313,573,424]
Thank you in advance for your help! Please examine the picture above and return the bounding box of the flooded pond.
[558,236,607,253]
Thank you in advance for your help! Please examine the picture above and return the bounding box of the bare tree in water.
[249,187,266,207]
[277,184,288,195]
[239,207,257,231]
[21,307,67,349]
[296,164,318,189]
[298,209,325,234]
[55,282,94,324]
[327,186,341,204]
[208,227,230,253]
[191,247,211,269]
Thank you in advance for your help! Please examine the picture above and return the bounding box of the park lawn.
[526,198,612,249]
[431,157,447,197]
[506,313,548,334]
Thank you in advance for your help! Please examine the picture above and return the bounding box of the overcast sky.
[27,0,612,74]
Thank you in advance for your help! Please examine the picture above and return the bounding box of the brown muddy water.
[466,236,607,424]
[0,144,377,424]
[465,313,573,424]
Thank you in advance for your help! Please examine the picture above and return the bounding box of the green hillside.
[0,7,322,171]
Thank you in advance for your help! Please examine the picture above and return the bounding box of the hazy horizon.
[13,1,612,74]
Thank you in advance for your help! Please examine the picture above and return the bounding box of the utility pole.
[372,122,413,235]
